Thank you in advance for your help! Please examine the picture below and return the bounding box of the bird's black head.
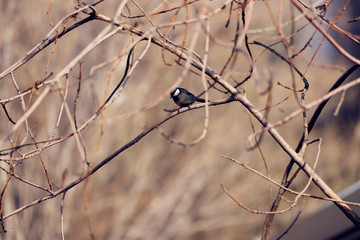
[170,88,185,100]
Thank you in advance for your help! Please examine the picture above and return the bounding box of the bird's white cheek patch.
[174,88,180,97]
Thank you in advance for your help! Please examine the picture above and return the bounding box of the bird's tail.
[196,97,206,103]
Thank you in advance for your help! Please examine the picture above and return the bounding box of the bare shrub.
[0,1,359,239]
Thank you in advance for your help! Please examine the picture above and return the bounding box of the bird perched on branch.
[170,87,205,107]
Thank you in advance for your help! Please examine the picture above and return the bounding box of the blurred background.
[0,0,359,239]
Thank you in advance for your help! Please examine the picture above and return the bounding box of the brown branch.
[3,98,229,220]
[262,64,360,233]
[0,6,97,80]
[93,12,360,225]
[1,3,359,233]
[291,0,360,65]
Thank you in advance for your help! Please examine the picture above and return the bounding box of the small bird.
[170,87,205,107]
